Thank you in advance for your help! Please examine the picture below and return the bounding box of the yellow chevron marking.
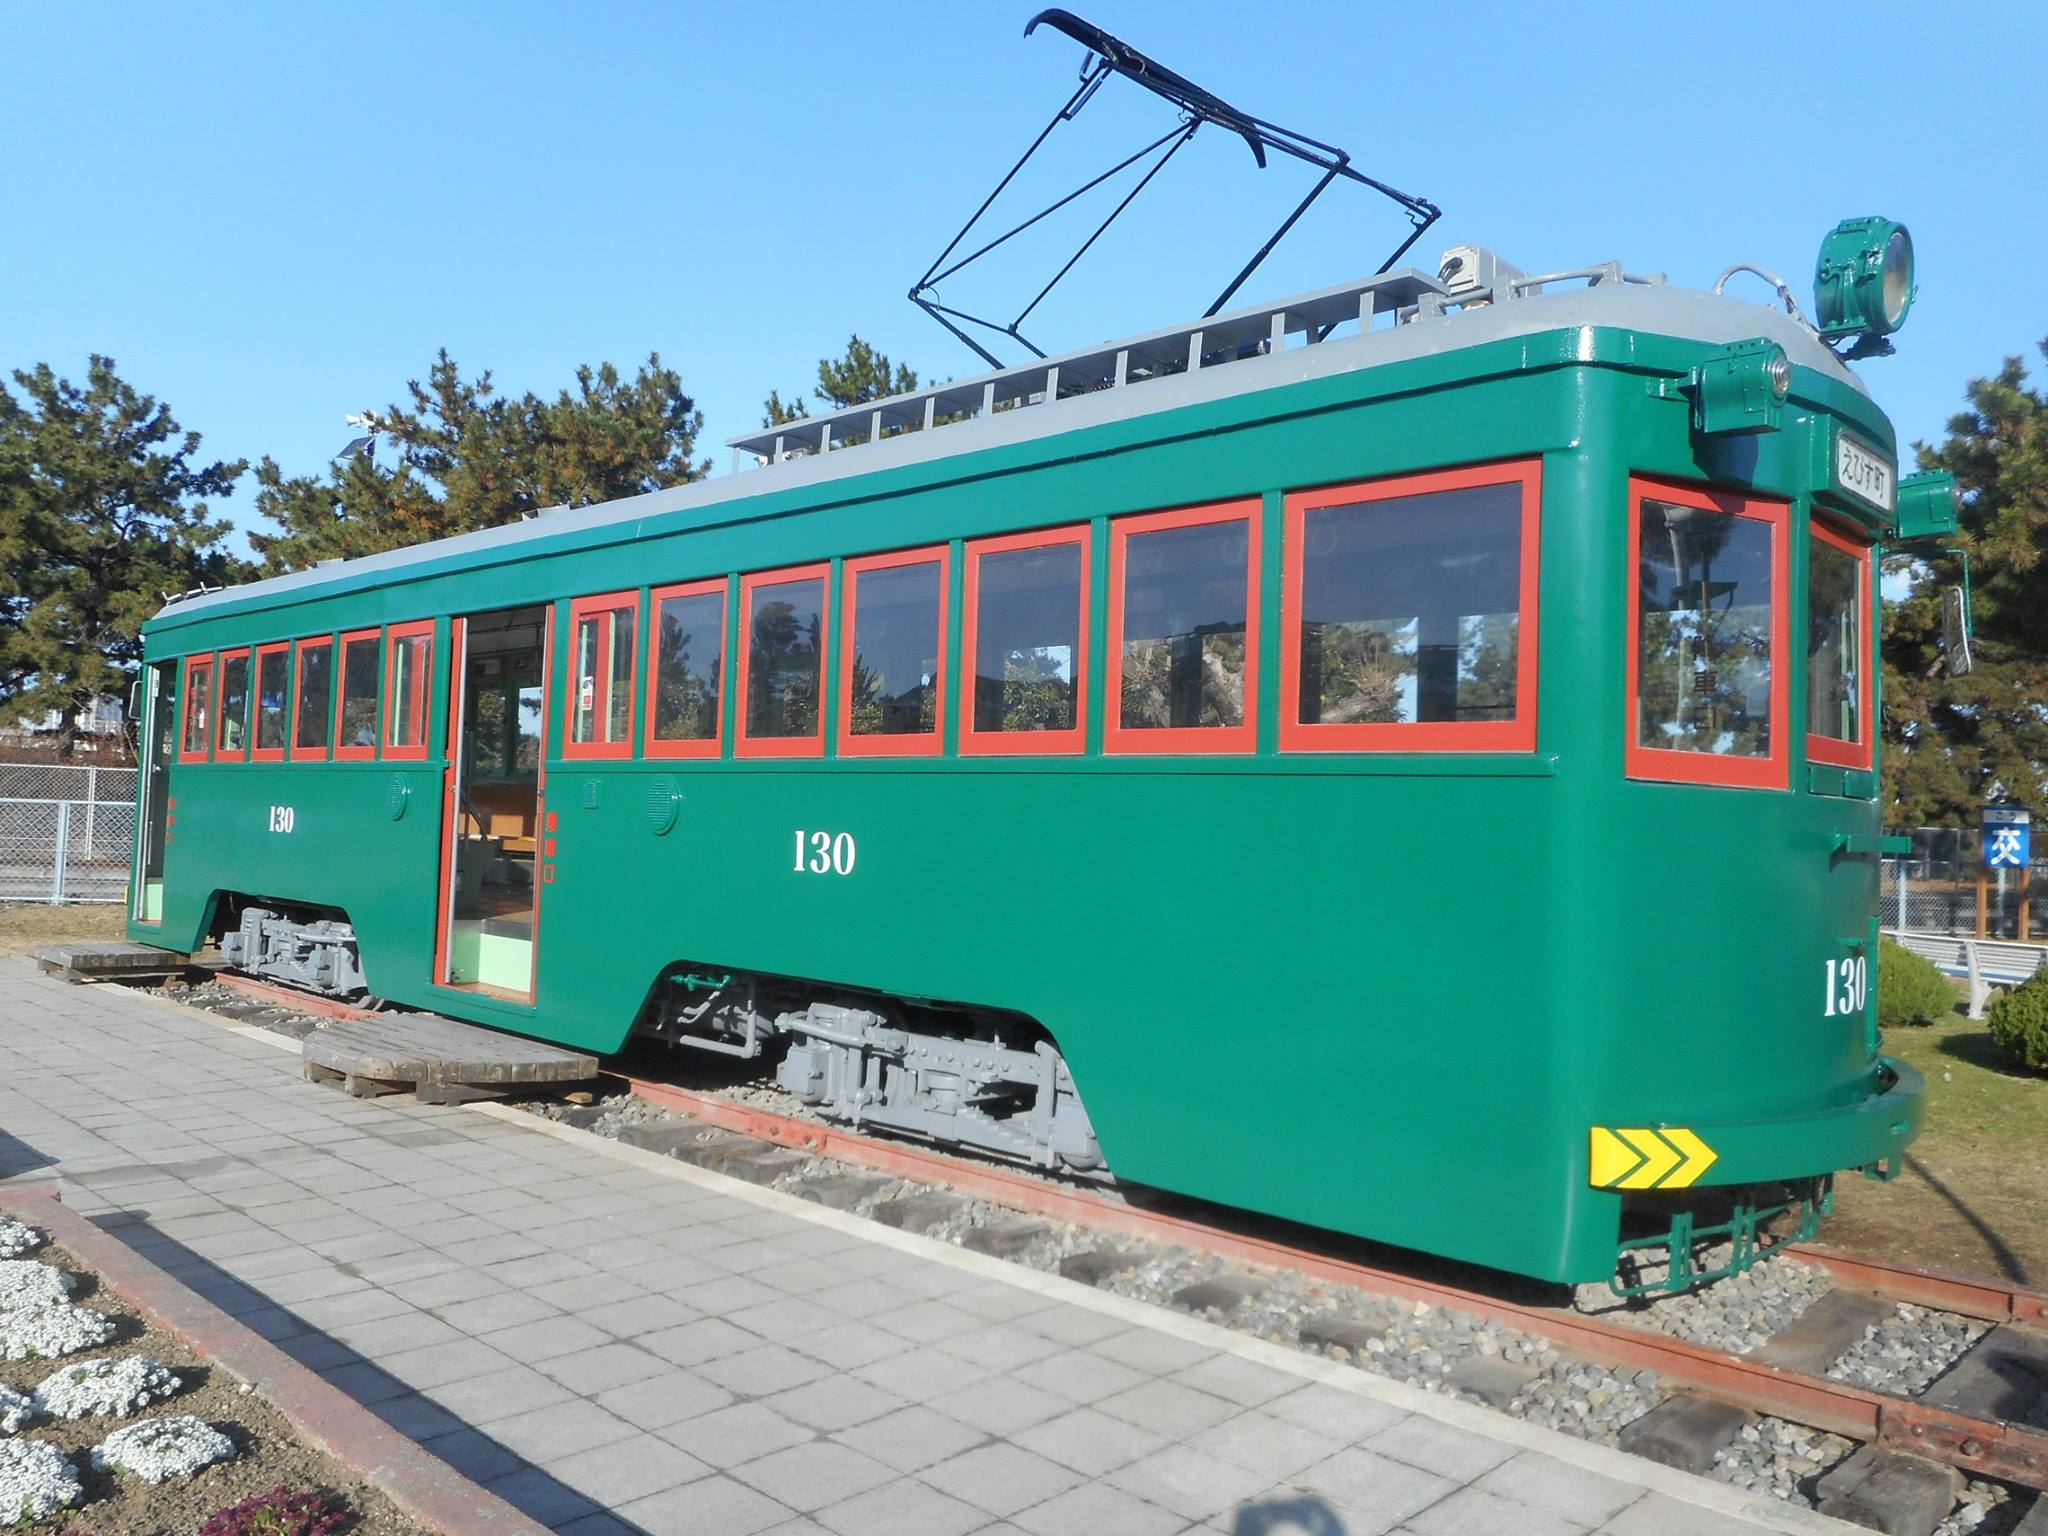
[1588,1127,1644,1188]
[1659,1127,1719,1188]
[1589,1125,1720,1190]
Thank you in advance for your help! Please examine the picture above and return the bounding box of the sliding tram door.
[436,605,549,1001]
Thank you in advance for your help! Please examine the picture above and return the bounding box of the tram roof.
[157,256,1870,628]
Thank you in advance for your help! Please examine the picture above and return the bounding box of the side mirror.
[127,678,142,720]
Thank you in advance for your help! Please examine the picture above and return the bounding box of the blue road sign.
[1984,808,2031,870]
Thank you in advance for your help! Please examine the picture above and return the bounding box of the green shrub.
[1878,939,1956,1029]
[1989,971,2048,1072]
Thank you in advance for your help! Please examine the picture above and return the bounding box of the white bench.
[1884,929,2048,1018]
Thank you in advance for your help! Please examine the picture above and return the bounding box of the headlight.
[1815,217,1916,345]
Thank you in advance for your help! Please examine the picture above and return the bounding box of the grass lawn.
[0,901,126,958]
[1822,988,2048,1284]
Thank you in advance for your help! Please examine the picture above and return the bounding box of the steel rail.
[1789,1245,2048,1327]
[214,971,382,1022]
[620,1071,2048,1490]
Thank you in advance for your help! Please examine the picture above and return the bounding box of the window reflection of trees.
[654,595,723,742]
[749,591,823,737]
[1120,522,1249,731]
[1637,502,1773,757]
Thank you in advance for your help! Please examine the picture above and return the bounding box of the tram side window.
[647,581,725,756]
[385,621,434,757]
[335,631,381,757]
[739,566,828,756]
[1283,466,1537,752]
[254,644,289,758]
[841,549,946,755]
[566,595,635,756]
[960,528,1088,755]
[1107,503,1258,753]
[180,655,214,761]
[293,638,333,757]
[1808,524,1870,769]
[1629,484,1788,788]
[215,649,251,758]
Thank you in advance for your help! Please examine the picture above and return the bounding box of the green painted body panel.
[130,319,1918,1284]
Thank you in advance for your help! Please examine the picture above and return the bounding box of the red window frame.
[1807,517,1874,772]
[290,636,333,760]
[837,546,950,759]
[333,627,382,762]
[736,562,831,760]
[1280,461,1542,754]
[563,593,637,761]
[644,578,728,761]
[958,525,1091,758]
[214,647,252,761]
[1105,499,1261,756]
[383,619,435,762]
[250,642,291,763]
[1625,476,1791,791]
[179,654,214,764]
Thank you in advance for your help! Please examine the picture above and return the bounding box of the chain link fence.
[1880,825,2046,939]
[0,763,139,905]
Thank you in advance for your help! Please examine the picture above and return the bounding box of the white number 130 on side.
[1823,954,1867,1017]
[793,830,856,876]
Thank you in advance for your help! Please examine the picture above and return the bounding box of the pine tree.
[251,350,710,574]
[762,336,919,430]
[0,357,248,755]
[1884,341,2048,825]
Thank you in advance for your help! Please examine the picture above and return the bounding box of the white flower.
[0,1438,82,1522]
[33,1355,182,1420]
[91,1415,236,1483]
[0,1261,73,1311]
[0,1386,33,1435]
[0,1304,119,1361]
[0,1221,41,1261]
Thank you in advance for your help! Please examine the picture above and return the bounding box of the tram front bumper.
[1590,1057,1924,1191]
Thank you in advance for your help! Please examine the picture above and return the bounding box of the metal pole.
[84,767,96,860]
[50,801,70,906]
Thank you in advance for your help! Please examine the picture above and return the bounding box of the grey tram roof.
[159,254,1868,626]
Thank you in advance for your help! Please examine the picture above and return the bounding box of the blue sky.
[4,3,2043,546]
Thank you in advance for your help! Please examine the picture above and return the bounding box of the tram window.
[215,649,251,759]
[960,527,1088,756]
[253,644,290,760]
[385,621,434,758]
[1107,502,1259,754]
[647,580,726,756]
[565,594,636,757]
[1282,465,1539,753]
[180,655,214,762]
[1808,523,1871,770]
[840,548,946,756]
[738,565,829,756]
[1628,482,1789,789]
[335,629,381,758]
[292,638,332,757]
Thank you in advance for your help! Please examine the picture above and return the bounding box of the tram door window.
[1807,522,1871,771]
[134,660,176,924]
[440,605,548,1001]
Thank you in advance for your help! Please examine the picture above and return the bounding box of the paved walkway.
[0,960,1851,1536]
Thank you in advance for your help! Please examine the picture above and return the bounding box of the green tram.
[126,226,1953,1290]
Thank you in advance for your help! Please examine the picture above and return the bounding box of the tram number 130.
[1822,954,1868,1017]
[793,830,856,876]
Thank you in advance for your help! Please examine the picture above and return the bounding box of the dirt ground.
[4,1239,427,1536]
[1820,982,2048,1284]
[0,903,126,959]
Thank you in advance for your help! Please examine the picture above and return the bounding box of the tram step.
[34,941,188,983]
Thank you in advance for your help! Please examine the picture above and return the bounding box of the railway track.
[607,1070,2048,1505]
[199,973,2048,1522]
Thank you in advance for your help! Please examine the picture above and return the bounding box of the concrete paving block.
[962,1218,1051,1258]
[1442,1353,1541,1409]
[1754,1290,1892,1374]
[1615,1393,1756,1475]
[870,1192,969,1234]
[1814,1445,1964,1536]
